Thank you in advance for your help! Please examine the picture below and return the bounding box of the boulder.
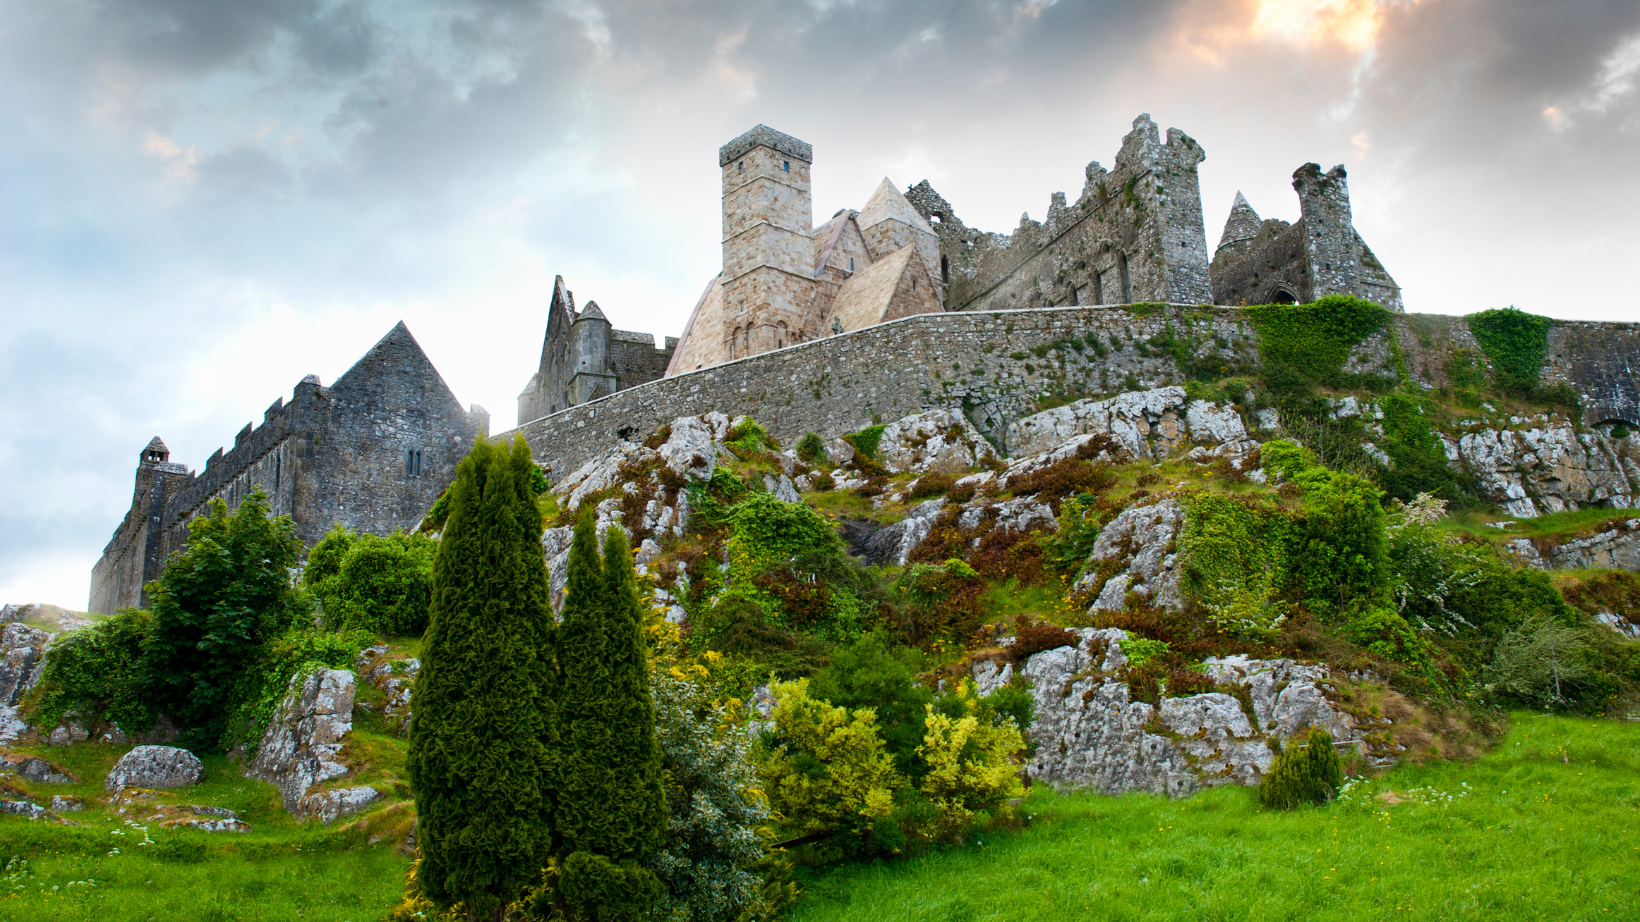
[355,646,418,736]
[1007,387,1195,461]
[104,745,204,792]
[247,669,357,816]
[303,786,384,824]
[3,756,73,784]
[0,799,50,820]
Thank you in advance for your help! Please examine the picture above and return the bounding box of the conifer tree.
[553,519,667,920]
[407,436,557,921]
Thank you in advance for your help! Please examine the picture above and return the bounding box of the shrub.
[310,531,437,637]
[144,487,303,748]
[1119,636,1170,669]
[917,700,1025,833]
[1178,492,1292,640]
[229,627,368,754]
[1004,616,1079,664]
[893,558,987,645]
[844,424,887,460]
[408,436,557,919]
[795,432,828,464]
[758,679,902,856]
[1258,728,1343,810]
[909,472,954,498]
[1003,459,1115,510]
[807,633,934,780]
[1483,614,1602,711]
[725,493,864,641]
[645,671,781,922]
[29,608,154,733]
[554,524,668,916]
[726,418,776,457]
[1045,493,1102,577]
[1466,307,1553,397]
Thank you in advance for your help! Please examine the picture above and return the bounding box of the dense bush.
[1483,614,1606,711]
[843,424,887,460]
[1004,616,1079,664]
[306,527,437,636]
[892,558,986,645]
[721,493,865,642]
[807,633,933,780]
[1258,728,1343,810]
[1466,307,1553,397]
[29,608,154,733]
[758,679,902,857]
[144,488,303,748]
[1178,492,1292,639]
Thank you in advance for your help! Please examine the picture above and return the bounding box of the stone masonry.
[90,322,488,613]
[517,275,676,424]
[1209,164,1402,309]
[506,304,1640,485]
[665,125,944,375]
[907,114,1213,312]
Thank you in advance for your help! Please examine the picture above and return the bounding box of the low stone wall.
[506,304,1640,479]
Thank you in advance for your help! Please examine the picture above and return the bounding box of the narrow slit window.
[783,161,789,172]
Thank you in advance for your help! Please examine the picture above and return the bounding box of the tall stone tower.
[1293,163,1360,302]
[718,125,814,359]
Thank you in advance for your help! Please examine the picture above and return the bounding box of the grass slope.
[0,745,413,922]
[792,714,1640,922]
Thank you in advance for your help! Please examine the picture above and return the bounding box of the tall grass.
[791,714,1640,922]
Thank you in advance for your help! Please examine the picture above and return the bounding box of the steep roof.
[577,301,608,323]
[1218,191,1263,251]
[827,247,916,335]
[857,178,935,235]
[144,436,168,454]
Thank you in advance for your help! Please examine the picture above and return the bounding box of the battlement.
[719,125,813,167]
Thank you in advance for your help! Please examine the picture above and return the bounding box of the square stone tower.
[719,125,815,358]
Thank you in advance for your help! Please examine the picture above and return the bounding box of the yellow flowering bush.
[917,684,1026,832]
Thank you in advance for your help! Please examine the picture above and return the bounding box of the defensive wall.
[509,305,1640,478]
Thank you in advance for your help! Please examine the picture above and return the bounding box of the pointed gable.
[858,178,935,237]
[811,210,872,278]
[826,245,940,334]
[329,321,466,417]
[1217,192,1263,252]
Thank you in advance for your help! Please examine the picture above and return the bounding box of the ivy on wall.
[1466,307,1554,397]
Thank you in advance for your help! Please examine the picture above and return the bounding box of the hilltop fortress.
[91,117,1638,612]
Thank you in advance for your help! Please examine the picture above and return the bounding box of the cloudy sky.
[3,0,1638,609]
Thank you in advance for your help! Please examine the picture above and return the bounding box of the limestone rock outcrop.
[862,499,946,566]
[1008,387,1257,463]
[247,669,368,820]
[1446,419,1637,517]
[1076,499,1184,611]
[0,623,50,744]
[104,745,203,792]
[973,628,1362,796]
[874,409,997,475]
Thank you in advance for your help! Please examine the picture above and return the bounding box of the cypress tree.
[407,436,557,921]
[553,519,667,920]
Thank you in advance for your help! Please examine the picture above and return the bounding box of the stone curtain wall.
[514,306,1264,475]
[511,305,1640,479]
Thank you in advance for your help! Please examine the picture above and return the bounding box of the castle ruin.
[516,276,676,424]
[90,322,488,614]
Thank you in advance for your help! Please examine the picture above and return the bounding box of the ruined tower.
[516,276,675,424]
[905,114,1213,312]
[1208,163,1402,309]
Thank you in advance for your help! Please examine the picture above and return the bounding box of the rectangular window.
[737,161,744,173]
[849,257,854,271]
[783,161,789,172]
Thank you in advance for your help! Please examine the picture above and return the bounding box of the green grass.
[790,714,1640,922]
[0,743,414,920]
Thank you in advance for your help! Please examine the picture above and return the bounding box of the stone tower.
[718,125,815,359]
[517,276,675,424]
[1208,163,1402,310]
[89,437,191,613]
